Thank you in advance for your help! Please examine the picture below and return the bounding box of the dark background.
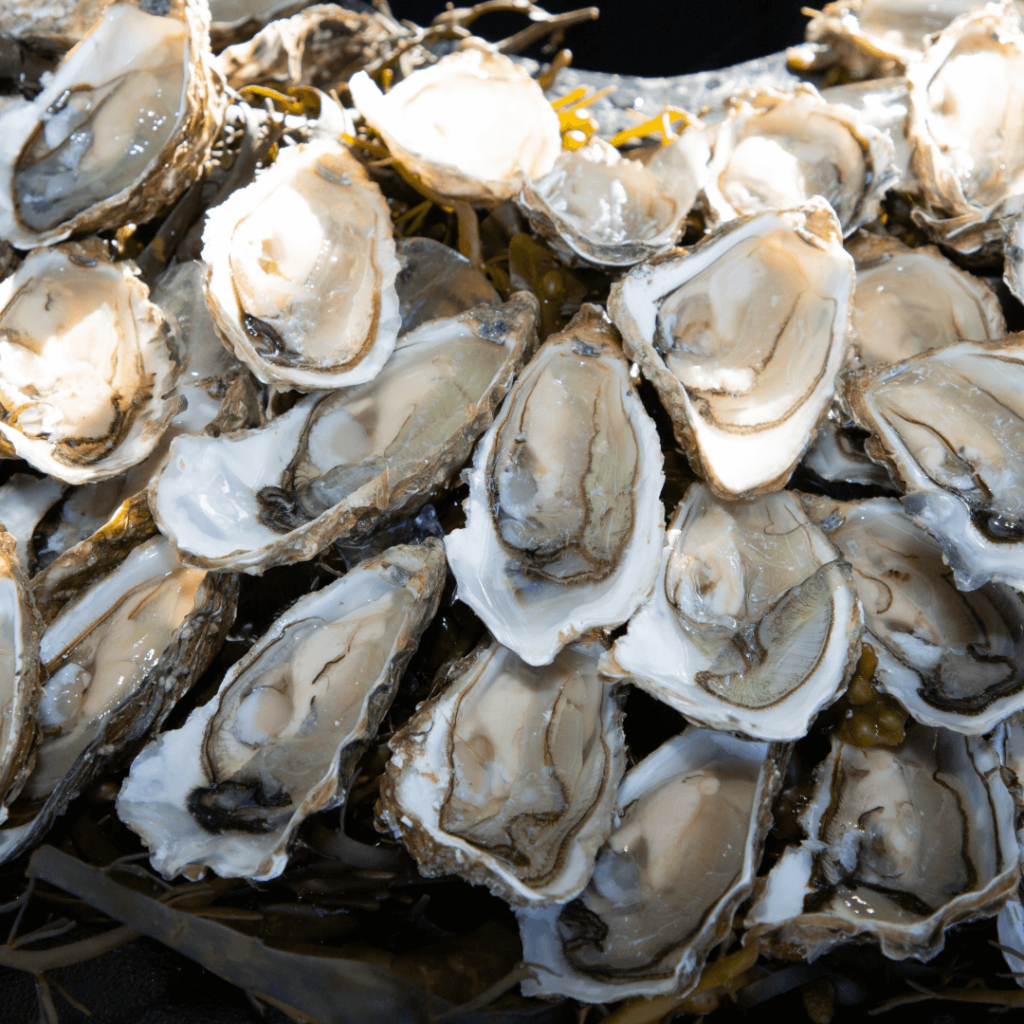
[385,0,811,76]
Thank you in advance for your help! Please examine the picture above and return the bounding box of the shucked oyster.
[202,139,400,391]
[906,3,1024,256]
[0,0,224,249]
[117,541,446,881]
[520,728,785,1002]
[846,231,1005,366]
[601,486,861,741]
[0,505,237,865]
[746,725,1019,960]
[380,640,624,906]
[702,85,897,236]
[610,199,855,499]
[843,336,1024,591]
[0,242,181,485]
[349,43,561,202]
[445,305,664,667]
[0,528,41,819]
[151,294,538,573]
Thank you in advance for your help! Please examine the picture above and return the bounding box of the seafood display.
[5,0,1024,1020]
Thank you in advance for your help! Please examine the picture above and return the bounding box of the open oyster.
[702,85,897,236]
[0,0,223,248]
[517,136,695,267]
[202,138,400,391]
[906,3,1024,256]
[519,728,786,1002]
[380,640,624,906]
[846,231,1005,366]
[610,199,855,498]
[0,242,181,485]
[117,540,445,882]
[152,294,538,573]
[349,43,561,202]
[0,528,41,819]
[804,496,1024,734]
[746,725,1019,960]
[0,475,66,575]
[601,486,861,741]
[843,336,1024,591]
[0,505,237,864]
[445,305,664,667]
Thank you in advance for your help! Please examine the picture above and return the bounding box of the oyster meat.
[0,242,181,485]
[445,304,664,666]
[117,540,445,881]
[610,199,855,498]
[380,640,624,906]
[151,294,538,573]
[202,138,400,391]
[0,0,223,248]
[519,728,785,1002]
[601,485,861,741]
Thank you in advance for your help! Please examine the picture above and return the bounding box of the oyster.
[842,336,1024,591]
[746,725,1019,960]
[0,506,237,864]
[380,640,624,906]
[801,414,898,491]
[519,728,785,1002]
[906,3,1024,256]
[202,138,400,391]
[445,305,664,667]
[0,475,66,574]
[117,540,446,881]
[0,242,181,485]
[601,486,861,741]
[609,199,855,499]
[702,86,897,236]
[1003,208,1024,305]
[151,294,538,573]
[349,43,561,202]
[516,136,694,267]
[846,230,1005,366]
[0,528,41,818]
[0,0,224,248]
[804,496,1024,734]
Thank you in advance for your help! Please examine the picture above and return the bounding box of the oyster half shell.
[202,139,400,391]
[0,0,224,248]
[445,304,665,667]
[380,640,625,906]
[610,199,855,499]
[601,486,862,741]
[117,540,446,882]
[0,242,182,485]
[519,728,786,1002]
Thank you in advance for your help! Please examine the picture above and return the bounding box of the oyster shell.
[117,540,446,881]
[0,0,224,248]
[846,230,1005,366]
[445,305,664,667]
[804,495,1024,734]
[349,43,561,202]
[0,474,66,574]
[519,728,786,1002]
[702,85,897,236]
[0,242,182,485]
[0,506,237,864]
[601,485,861,741]
[516,137,694,267]
[151,294,538,574]
[379,640,625,906]
[202,138,400,391]
[0,527,41,819]
[746,725,1019,960]
[906,3,1024,256]
[609,199,855,499]
[842,336,1024,591]
[801,414,898,491]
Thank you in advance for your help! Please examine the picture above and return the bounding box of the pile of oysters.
[5,0,1024,1018]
